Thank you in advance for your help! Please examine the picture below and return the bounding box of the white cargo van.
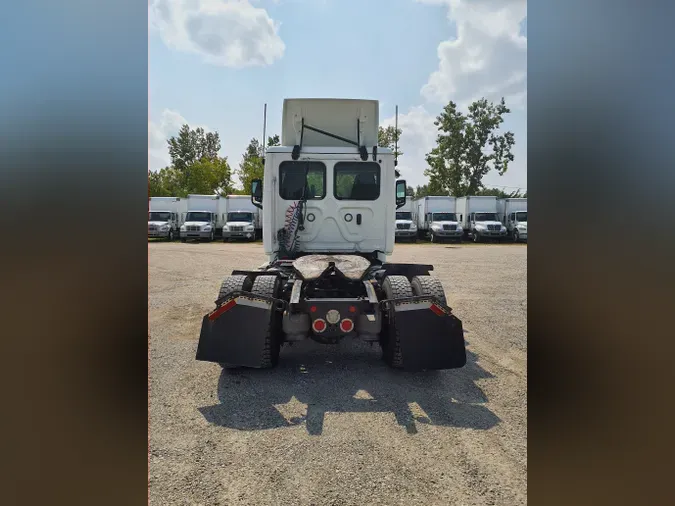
[222,195,261,242]
[413,196,462,242]
[456,196,507,242]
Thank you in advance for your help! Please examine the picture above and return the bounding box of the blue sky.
[149,0,527,192]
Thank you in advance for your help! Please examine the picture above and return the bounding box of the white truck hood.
[395,219,414,225]
[475,220,503,227]
[148,221,169,227]
[431,220,460,227]
[183,221,210,227]
[226,221,254,227]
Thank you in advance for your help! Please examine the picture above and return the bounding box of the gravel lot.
[149,241,527,506]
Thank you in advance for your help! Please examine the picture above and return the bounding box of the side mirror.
[395,180,407,209]
[251,179,263,209]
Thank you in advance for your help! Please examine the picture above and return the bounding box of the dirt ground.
[149,241,527,506]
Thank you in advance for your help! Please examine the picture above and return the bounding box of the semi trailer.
[196,98,466,371]
[413,196,463,243]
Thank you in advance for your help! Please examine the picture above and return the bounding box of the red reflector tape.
[429,304,445,317]
[208,299,236,321]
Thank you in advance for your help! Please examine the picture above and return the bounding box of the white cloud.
[381,106,438,188]
[148,109,211,170]
[149,0,285,67]
[417,0,526,109]
[379,1,527,190]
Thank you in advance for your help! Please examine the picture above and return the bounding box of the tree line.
[148,97,524,199]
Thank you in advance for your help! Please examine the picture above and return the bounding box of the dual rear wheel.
[217,274,281,369]
[380,275,448,369]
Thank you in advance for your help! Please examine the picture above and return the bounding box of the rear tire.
[217,274,252,302]
[381,275,412,368]
[250,275,282,368]
[411,276,448,306]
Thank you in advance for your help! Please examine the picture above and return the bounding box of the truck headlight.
[246,225,254,231]
[410,223,417,230]
[203,225,212,231]
[518,224,527,230]
[180,225,186,231]
[160,225,169,231]
[223,226,229,231]
[457,226,463,232]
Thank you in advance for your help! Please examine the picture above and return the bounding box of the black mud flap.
[196,291,284,367]
[386,296,467,371]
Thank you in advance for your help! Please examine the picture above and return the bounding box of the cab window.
[279,161,326,200]
[334,162,380,200]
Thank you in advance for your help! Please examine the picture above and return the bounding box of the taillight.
[312,318,327,333]
[340,318,354,333]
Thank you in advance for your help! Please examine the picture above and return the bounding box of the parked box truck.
[456,196,507,242]
[413,196,462,242]
[148,197,184,241]
[394,199,417,242]
[498,198,527,242]
[222,195,261,242]
[180,194,222,242]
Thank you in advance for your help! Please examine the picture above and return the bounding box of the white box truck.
[394,199,417,242]
[180,194,222,242]
[148,197,184,241]
[413,196,463,243]
[456,196,507,242]
[222,195,261,242]
[498,198,527,242]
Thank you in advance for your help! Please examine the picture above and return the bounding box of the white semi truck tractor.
[196,98,466,371]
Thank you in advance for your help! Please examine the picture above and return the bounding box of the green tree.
[414,179,447,199]
[425,97,515,197]
[236,135,280,193]
[474,187,524,198]
[406,186,415,197]
[148,124,233,197]
[378,125,403,158]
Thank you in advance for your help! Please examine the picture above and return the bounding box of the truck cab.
[506,210,527,242]
[426,212,462,243]
[180,210,217,242]
[148,210,180,241]
[223,210,256,241]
